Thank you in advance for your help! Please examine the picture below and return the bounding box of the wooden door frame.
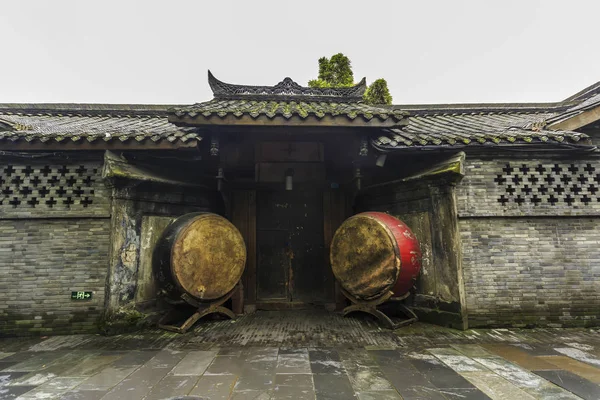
[231,190,257,312]
[233,188,348,312]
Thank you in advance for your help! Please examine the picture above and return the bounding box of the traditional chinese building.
[1,73,599,336]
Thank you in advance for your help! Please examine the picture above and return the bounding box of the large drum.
[330,212,422,301]
[154,212,246,301]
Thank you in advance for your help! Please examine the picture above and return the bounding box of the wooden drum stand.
[340,287,418,330]
[158,283,242,334]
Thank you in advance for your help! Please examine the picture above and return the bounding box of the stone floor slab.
[243,347,279,360]
[16,376,87,399]
[205,355,243,376]
[276,349,311,374]
[27,335,95,352]
[76,366,138,391]
[554,347,600,367]
[511,343,561,357]
[60,353,124,377]
[356,390,402,400]
[234,372,275,391]
[109,350,158,368]
[3,351,67,372]
[428,348,489,373]
[5,371,58,386]
[0,385,37,399]
[16,386,67,399]
[410,358,482,390]
[534,369,600,400]
[338,347,379,368]
[450,345,494,358]
[0,362,17,372]
[271,386,316,400]
[369,351,447,400]
[189,374,237,399]
[218,347,243,356]
[539,355,600,383]
[482,344,559,370]
[0,320,599,400]
[0,371,28,387]
[230,390,271,399]
[61,389,109,400]
[437,387,492,400]
[273,372,314,387]
[461,371,535,400]
[313,373,357,399]
[309,349,344,374]
[171,350,217,376]
[145,349,186,368]
[473,356,581,399]
[100,366,172,399]
[143,375,199,400]
[271,374,315,400]
[345,365,394,392]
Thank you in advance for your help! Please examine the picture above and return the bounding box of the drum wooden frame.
[158,285,239,334]
[340,288,417,329]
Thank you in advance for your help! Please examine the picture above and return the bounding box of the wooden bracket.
[340,288,418,329]
[158,283,239,334]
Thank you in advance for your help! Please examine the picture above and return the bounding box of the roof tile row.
[0,112,199,145]
[172,99,407,123]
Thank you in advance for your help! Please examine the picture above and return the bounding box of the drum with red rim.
[330,212,422,301]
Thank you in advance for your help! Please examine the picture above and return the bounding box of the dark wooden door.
[257,189,328,303]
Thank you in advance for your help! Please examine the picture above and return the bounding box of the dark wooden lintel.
[170,114,406,129]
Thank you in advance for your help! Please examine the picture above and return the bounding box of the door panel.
[288,191,325,302]
[256,189,327,303]
[257,230,289,300]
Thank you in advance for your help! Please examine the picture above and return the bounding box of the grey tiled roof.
[170,72,407,126]
[2,79,599,151]
[373,109,593,150]
[172,99,407,124]
[0,104,200,145]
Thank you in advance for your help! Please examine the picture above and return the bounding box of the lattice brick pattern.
[495,162,599,206]
[0,164,97,209]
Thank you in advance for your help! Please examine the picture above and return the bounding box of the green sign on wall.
[71,291,92,300]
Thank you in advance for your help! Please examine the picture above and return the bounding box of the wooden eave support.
[548,104,600,131]
[363,152,466,192]
[402,151,465,183]
[102,150,205,187]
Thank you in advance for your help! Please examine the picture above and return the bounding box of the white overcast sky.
[0,0,598,105]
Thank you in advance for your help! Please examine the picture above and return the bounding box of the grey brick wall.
[0,218,110,336]
[0,159,111,336]
[0,162,110,219]
[458,156,600,327]
[457,157,600,217]
[461,217,600,327]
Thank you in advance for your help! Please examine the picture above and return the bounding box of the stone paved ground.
[1,310,600,399]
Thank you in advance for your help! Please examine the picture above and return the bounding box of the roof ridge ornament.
[208,70,367,102]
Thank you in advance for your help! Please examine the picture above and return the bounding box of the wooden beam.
[548,104,600,131]
[102,150,206,187]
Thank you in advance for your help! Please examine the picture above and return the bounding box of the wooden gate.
[256,189,330,305]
